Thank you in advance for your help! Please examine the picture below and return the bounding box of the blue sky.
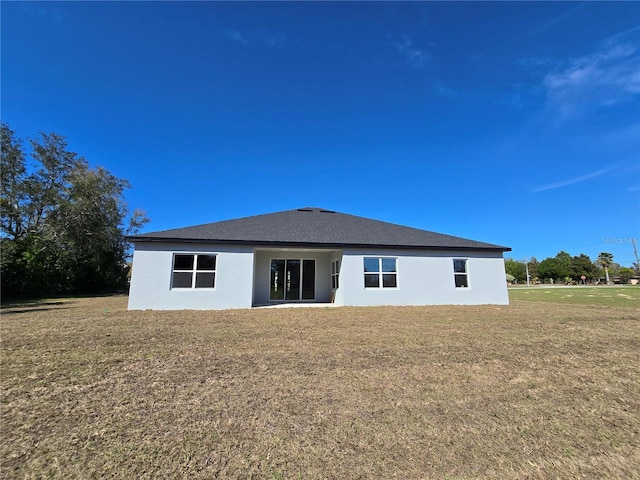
[3,1,639,266]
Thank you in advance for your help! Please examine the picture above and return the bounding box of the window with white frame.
[172,254,216,289]
[331,259,340,289]
[364,257,397,288]
[453,258,469,288]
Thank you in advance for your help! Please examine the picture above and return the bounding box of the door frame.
[269,258,316,302]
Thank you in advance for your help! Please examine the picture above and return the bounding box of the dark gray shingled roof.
[128,207,510,252]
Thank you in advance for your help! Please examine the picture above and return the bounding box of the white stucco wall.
[339,248,508,306]
[128,242,255,310]
[128,242,508,310]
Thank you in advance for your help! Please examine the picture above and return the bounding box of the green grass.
[2,295,639,479]
[509,285,640,307]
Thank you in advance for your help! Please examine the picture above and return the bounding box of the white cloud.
[532,166,614,193]
[221,29,284,49]
[392,33,430,69]
[223,29,249,45]
[529,2,587,36]
[542,36,640,120]
[432,80,457,99]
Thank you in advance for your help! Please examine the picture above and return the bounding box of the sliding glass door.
[270,259,315,301]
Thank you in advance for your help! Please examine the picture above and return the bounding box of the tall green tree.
[571,254,598,282]
[538,257,559,283]
[504,258,526,282]
[618,267,634,284]
[0,124,28,239]
[596,252,614,285]
[555,251,574,280]
[538,251,580,283]
[1,123,148,298]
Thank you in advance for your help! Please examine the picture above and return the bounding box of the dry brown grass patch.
[2,296,639,479]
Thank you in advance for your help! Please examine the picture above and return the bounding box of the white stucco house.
[127,207,511,310]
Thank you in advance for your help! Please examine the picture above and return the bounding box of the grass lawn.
[2,295,639,479]
[509,285,640,307]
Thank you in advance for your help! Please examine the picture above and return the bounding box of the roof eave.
[126,236,511,252]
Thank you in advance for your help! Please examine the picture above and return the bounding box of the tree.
[538,251,575,283]
[618,267,634,284]
[504,258,526,283]
[537,256,558,283]
[596,252,614,285]
[571,253,598,282]
[555,251,574,280]
[1,123,148,298]
[0,124,28,239]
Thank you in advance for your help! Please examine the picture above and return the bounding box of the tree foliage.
[571,253,599,282]
[504,258,526,282]
[504,257,542,284]
[538,251,573,282]
[529,250,620,284]
[1,123,148,298]
[618,267,635,284]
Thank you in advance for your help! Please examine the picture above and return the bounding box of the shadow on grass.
[1,306,73,315]
[1,299,74,315]
[1,292,127,310]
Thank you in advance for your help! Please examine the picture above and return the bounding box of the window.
[453,259,468,288]
[331,260,340,289]
[364,257,397,288]
[172,254,216,289]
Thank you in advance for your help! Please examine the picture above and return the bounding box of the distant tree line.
[505,251,638,285]
[1,123,148,299]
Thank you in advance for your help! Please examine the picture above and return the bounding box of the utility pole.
[632,237,640,273]
[523,258,530,288]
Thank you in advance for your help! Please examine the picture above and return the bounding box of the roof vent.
[297,208,314,212]
[320,209,335,213]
